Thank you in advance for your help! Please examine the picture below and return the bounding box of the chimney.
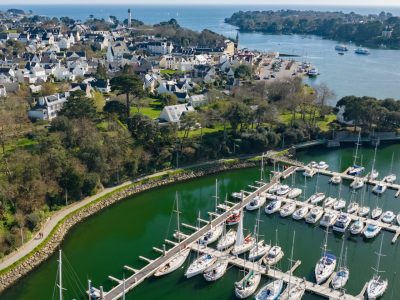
[128,9,131,28]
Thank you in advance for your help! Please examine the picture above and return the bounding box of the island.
[225,10,400,49]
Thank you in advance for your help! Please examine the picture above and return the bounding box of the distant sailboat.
[366,235,388,299]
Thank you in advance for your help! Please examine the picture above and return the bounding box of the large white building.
[28,92,70,120]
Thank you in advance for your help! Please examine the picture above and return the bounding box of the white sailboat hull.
[217,230,236,250]
[234,272,262,299]
[154,248,191,277]
[367,278,388,299]
[254,280,284,300]
[203,260,229,281]
[185,254,216,278]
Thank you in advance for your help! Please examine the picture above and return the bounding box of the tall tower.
[128,9,131,28]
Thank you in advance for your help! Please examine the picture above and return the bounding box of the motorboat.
[307,67,319,77]
[320,211,338,228]
[308,192,325,204]
[235,270,262,299]
[266,193,279,201]
[323,197,337,208]
[217,230,236,250]
[226,210,241,226]
[185,254,216,278]
[333,199,346,211]
[265,199,282,214]
[358,206,370,217]
[292,206,309,220]
[316,161,329,170]
[373,182,387,194]
[335,44,348,51]
[268,184,281,194]
[347,165,365,176]
[367,236,387,299]
[332,213,351,233]
[309,161,318,168]
[254,280,284,300]
[315,253,337,284]
[287,188,302,199]
[364,224,381,239]
[384,174,396,183]
[249,240,270,261]
[350,219,364,235]
[303,167,316,177]
[203,258,229,281]
[154,248,191,277]
[232,192,245,199]
[264,245,284,266]
[350,178,364,189]
[382,211,395,223]
[355,47,370,55]
[347,202,360,214]
[330,175,342,184]
[276,185,291,196]
[306,207,324,224]
[369,169,379,180]
[199,224,223,245]
[280,202,297,217]
[371,207,383,220]
[246,194,266,211]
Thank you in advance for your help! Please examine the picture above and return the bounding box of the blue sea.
[1,4,400,100]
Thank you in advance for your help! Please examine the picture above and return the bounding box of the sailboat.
[371,195,383,220]
[246,193,267,211]
[280,232,306,300]
[199,180,223,245]
[254,279,284,300]
[203,257,229,281]
[366,235,388,299]
[234,268,262,299]
[347,190,360,214]
[358,185,370,217]
[368,143,379,180]
[347,130,365,176]
[263,229,284,266]
[314,228,336,284]
[384,153,396,183]
[293,177,309,220]
[249,209,270,261]
[333,181,346,211]
[155,193,190,277]
[217,228,237,250]
[231,210,255,255]
[331,237,349,289]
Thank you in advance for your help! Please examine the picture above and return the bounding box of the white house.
[53,64,75,81]
[28,92,70,120]
[58,38,71,50]
[147,41,173,55]
[159,103,194,123]
[189,94,207,108]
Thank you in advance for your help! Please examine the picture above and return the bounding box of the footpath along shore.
[0,157,259,293]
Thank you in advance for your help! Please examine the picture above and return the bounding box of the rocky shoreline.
[0,160,257,293]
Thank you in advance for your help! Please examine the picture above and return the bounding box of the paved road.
[0,155,262,272]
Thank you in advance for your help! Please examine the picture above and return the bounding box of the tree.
[95,63,107,80]
[234,65,252,80]
[59,90,97,120]
[39,82,57,96]
[92,91,105,112]
[110,74,145,118]
[159,93,178,107]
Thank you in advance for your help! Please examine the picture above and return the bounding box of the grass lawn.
[279,112,336,132]
[3,137,38,154]
[178,124,227,138]
[133,99,163,119]
[160,69,182,75]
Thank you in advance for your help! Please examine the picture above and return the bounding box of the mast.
[235,209,244,247]
[370,143,378,179]
[373,234,386,279]
[175,192,181,243]
[390,152,394,174]
[260,153,264,182]
[214,179,219,212]
[337,236,345,272]
[321,227,329,257]
[58,249,63,300]
[353,130,362,166]
[287,231,296,296]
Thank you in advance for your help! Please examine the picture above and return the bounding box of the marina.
[86,149,400,300]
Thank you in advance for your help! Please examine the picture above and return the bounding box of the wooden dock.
[95,167,296,300]
[190,243,361,300]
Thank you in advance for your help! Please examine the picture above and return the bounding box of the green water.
[2,143,400,300]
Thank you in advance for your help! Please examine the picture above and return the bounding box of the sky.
[2,0,400,6]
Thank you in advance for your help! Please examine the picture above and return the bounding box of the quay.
[93,166,295,300]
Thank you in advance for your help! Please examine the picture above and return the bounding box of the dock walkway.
[99,167,296,300]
